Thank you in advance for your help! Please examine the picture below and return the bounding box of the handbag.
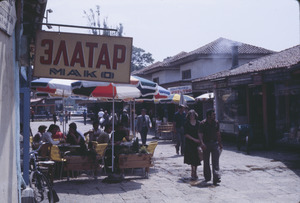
[197,146,203,161]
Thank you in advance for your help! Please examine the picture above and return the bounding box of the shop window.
[153,77,159,84]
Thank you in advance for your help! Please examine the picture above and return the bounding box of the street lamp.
[45,9,53,29]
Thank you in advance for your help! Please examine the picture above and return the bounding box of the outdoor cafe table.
[57,143,81,155]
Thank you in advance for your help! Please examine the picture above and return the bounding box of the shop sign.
[0,0,16,36]
[228,75,252,86]
[34,31,132,83]
[168,85,192,94]
[193,82,213,90]
[215,81,227,89]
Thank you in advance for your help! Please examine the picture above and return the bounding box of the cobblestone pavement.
[30,118,300,203]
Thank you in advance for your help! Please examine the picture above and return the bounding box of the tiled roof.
[193,45,300,82]
[132,61,163,75]
[132,51,187,75]
[184,37,274,57]
[134,37,275,75]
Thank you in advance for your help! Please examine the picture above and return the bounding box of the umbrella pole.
[133,99,136,138]
[112,87,115,173]
[129,101,132,138]
[62,92,65,135]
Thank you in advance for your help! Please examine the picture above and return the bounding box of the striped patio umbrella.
[31,78,76,97]
[160,93,195,104]
[136,85,170,102]
[71,76,157,99]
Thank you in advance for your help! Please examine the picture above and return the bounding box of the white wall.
[152,69,179,84]
[0,32,18,202]
[154,55,259,85]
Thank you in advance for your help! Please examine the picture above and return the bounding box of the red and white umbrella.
[31,78,76,97]
[71,81,141,100]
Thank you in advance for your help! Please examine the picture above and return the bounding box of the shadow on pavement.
[222,141,300,178]
[53,177,143,195]
[178,177,216,188]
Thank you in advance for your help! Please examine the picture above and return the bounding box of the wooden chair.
[94,143,108,174]
[156,124,174,140]
[147,141,158,168]
[50,145,67,179]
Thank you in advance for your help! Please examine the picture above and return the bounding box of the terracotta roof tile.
[193,45,300,82]
[185,37,274,56]
[135,37,275,75]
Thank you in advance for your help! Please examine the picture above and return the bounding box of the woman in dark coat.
[184,109,204,180]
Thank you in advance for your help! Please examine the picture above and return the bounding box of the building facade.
[133,37,274,92]
[0,0,47,201]
[193,45,300,148]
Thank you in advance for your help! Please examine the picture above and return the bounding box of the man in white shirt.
[42,124,60,145]
[84,121,103,143]
[98,108,104,119]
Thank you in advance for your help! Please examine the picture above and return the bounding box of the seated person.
[66,122,88,155]
[33,125,47,150]
[114,123,130,145]
[42,124,61,145]
[104,123,130,173]
[97,123,112,144]
[52,126,66,140]
[84,121,103,143]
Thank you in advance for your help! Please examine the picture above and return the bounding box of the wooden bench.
[64,156,98,180]
[118,154,153,178]
[155,123,174,139]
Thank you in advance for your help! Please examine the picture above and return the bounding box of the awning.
[196,92,214,101]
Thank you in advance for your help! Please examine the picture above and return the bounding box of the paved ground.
[30,118,300,203]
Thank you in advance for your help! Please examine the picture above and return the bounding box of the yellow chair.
[147,141,158,156]
[29,136,33,147]
[91,141,98,148]
[94,143,108,174]
[50,145,67,179]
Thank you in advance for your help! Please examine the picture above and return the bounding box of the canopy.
[160,93,195,104]
[72,82,141,100]
[136,85,170,103]
[196,92,214,101]
[31,78,76,97]
[71,76,158,100]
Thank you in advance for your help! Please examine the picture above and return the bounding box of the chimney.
[231,45,239,69]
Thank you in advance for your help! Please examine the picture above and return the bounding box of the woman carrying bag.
[183,109,205,180]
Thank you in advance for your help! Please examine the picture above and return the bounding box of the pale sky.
[44,0,299,62]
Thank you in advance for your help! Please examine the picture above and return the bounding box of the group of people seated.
[32,121,130,156]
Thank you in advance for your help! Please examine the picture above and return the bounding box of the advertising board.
[34,31,132,83]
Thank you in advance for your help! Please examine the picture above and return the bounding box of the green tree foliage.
[131,46,154,72]
[84,5,154,72]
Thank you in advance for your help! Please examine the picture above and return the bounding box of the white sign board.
[0,1,16,36]
[168,85,192,94]
[34,31,133,83]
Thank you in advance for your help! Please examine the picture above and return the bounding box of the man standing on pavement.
[173,104,186,155]
[136,109,152,145]
[83,110,87,125]
[199,109,222,185]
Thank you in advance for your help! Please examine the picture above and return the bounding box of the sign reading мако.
[34,31,132,83]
